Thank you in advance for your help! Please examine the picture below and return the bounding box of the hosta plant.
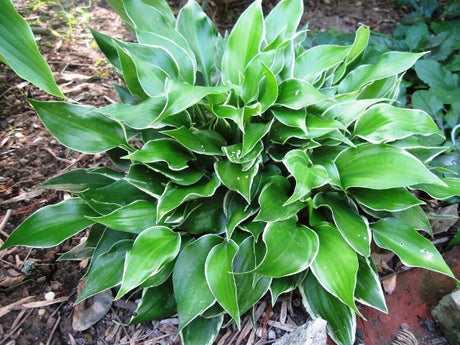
[2,0,460,344]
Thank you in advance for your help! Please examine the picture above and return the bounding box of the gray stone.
[432,288,460,345]
[273,318,327,345]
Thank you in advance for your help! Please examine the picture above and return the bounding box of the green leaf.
[90,28,122,72]
[155,80,230,124]
[311,223,360,315]
[211,103,261,133]
[313,193,371,257]
[117,226,181,298]
[123,0,176,33]
[181,315,223,345]
[260,64,279,112]
[294,45,350,83]
[215,160,259,202]
[256,218,319,277]
[223,192,257,237]
[411,90,444,118]
[350,188,423,212]
[176,0,217,85]
[255,176,304,222]
[88,200,157,234]
[180,189,227,235]
[147,163,205,186]
[270,272,307,305]
[0,0,64,98]
[157,175,220,219]
[98,96,166,129]
[372,218,458,283]
[301,273,356,345]
[355,256,387,313]
[272,108,308,134]
[242,121,273,156]
[125,164,167,199]
[125,139,194,171]
[115,44,150,100]
[130,280,176,324]
[162,126,226,155]
[414,177,460,200]
[283,149,331,204]
[221,0,264,85]
[277,79,329,109]
[29,101,128,154]
[40,169,115,193]
[353,104,443,143]
[1,199,96,250]
[335,144,445,190]
[80,180,151,214]
[76,240,132,303]
[233,237,271,313]
[391,205,432,234]
[205,240,240,326]
[414,59,458,90]
[339,52,425,93]
[264,0,303,44]
[173,235,222,329]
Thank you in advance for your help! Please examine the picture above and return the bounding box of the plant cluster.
[1,0,460,344]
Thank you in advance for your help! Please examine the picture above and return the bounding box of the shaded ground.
[0,1,455,344]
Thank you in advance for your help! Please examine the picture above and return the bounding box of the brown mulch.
[0,1,433,344]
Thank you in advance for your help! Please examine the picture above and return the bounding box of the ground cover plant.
[1,0,460,344]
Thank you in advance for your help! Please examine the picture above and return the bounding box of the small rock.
[268,330,276,340]
[432,288,460,345]
[273,318,327,345]
[44,291,55,301]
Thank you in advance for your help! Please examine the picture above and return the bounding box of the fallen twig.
[45,313,62,345]
[0,296,35,318]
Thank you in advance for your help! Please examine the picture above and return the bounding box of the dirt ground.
[0,0,453,344]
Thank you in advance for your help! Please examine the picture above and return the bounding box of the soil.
[0,1,456,345]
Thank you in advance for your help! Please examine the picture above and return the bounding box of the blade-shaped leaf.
[350,188,423,212]
[157,175,220,219]
[270,272,307,305]
[414,177,460,200]
[277,79,328,110]
[30,100,128,154]
[173,235,222,329]
[339,51,425,93]
[301,273,356,345]
[214,160,258,202]
[355,256,387,313]
[233,237,271,314]
[283,149,331,204]
[221,0,264,85]
[372,218,458,283]
[205,240,240,327]
[242,121,273,156]
[311,223,361,315]
[313,192,371,257]
[294,45,350,83]
[125,164,167,199]
[129,279,176,324]
[162,126,226,155]
[88,200,157,234]
[353,104,443,143]
[255,176,304,222]
[125,139,194,171]
[117,226,181,298]
[0,0,64,97]
[76,239,132,303]
[123,0,175,31]
[40,169,115,193]
[335,144,444,190]
[98,96,166,129]
[1,198,96,249]
[176,0,217,85]
[223,192,257,237]
[264,0,303,44]
[181,315,223,345]
[155,80,230,124]
[256,218,319,277]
